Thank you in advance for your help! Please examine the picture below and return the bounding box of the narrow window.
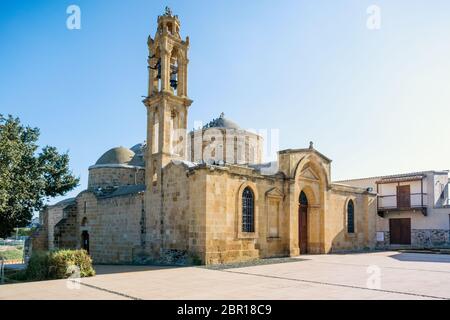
[242,187,255,232]
[347,200,355,233]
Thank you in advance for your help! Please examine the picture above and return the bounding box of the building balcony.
[377,193,428,217]
[376,174,428,217]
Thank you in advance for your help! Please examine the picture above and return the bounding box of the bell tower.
[144,7,192,190]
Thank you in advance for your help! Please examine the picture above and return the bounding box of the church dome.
[203,113,240,130]
[130,143,144,155]
[95,147,136,166]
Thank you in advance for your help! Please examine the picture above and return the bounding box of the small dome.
[203,113,240,130]
[95,147,135,166]
[130,143,144,155]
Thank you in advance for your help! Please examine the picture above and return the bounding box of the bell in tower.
[146,6,189,96]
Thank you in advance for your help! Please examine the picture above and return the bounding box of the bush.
[25,251,50,281]
[49,249,95,279]
[22,249,95,281]
[5,269,28,282]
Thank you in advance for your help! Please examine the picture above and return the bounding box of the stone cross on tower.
[164,6,173,16]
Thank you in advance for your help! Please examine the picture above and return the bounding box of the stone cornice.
[88,164,145,170]
[186,162,284,182]
[330,183,375,195]
[278,148,332,163]
[143,92,193,108]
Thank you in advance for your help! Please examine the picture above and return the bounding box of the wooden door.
[397,185,411,209]
[299,205,308,254]
[389,218,411,245]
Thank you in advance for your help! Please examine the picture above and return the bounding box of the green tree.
[0,115,79,238]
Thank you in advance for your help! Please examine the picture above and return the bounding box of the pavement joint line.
[74,280,142,300]
[218,269,450,300]
[310,260,450,274]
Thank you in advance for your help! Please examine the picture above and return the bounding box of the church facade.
[31,9,377,265]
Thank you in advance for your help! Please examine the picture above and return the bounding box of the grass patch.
[0,248,23,261]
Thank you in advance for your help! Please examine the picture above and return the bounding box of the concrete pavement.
[0,251,449,300]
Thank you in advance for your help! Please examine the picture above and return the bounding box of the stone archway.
[294,162,327,254]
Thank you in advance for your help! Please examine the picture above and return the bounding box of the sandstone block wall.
[88,167,145,190]
[30,208,49,252]
[54,204,79,250]
[76,191,145,264]
[327,186,377,252]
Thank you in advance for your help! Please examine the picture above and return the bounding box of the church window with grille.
[242,187,255,232]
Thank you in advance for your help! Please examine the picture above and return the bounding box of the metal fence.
[0,239,25,247]
[0,239,26,267]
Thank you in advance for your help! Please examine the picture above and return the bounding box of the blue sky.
[1,0,450,205]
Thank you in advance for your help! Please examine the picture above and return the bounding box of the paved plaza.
[1,251,449,300]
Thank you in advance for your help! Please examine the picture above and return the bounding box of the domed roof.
[203,113,240,130]
[95,147,136,166]
[130,143,144,154]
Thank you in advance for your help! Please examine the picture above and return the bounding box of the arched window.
[242,187,255,232]
[299,191,308,206]
[81,217,88,227]
[347,200,355,233]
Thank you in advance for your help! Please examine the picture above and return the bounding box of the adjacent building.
[337,171,450,248]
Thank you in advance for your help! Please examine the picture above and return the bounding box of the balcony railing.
[377,193,427,217]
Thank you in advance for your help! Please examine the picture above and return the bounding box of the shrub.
[22,249,95,281]
[5,269,28,282]
[25,251,50,281]
[49,249,95,279]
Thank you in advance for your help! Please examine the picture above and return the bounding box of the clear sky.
[1,0,450,205]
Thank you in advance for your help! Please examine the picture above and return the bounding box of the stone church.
[32,8,377,265]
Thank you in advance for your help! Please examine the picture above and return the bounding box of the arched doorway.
[299,191,308,254]
[81,231,89,254]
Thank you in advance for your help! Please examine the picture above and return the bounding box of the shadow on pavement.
[389,252,450,263]
[93,264,186,275]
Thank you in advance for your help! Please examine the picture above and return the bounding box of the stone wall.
[77,190,145,264]
[375,229,450,248]
[327,185,377,252]
[47,202,75,250]
[88,166,145,190]
[30,208,49,252]
[412,229,449,247]
[147,162,207,265]
[37,150,379,266]
[54,204,78,249]
[144,147,378,265]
